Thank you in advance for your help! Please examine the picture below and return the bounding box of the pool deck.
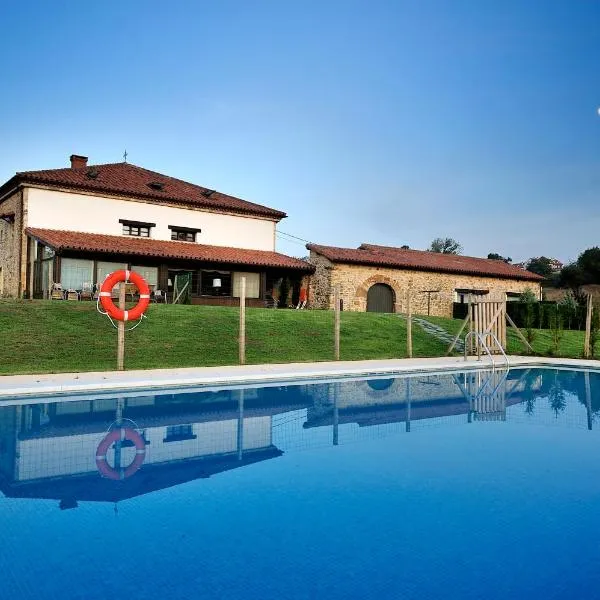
[0,356,599,399]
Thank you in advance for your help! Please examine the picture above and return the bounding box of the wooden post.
[505,312,535,353]
[239,276,246,365]
[446,313,470,356]
[467,295,473,355]
[406,288,413,359]
[334,286,340,360]
[117,283,126,371]
[584,294,593,359]
[475,300,481,360]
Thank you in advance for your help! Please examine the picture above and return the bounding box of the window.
[119,219,155,237]
[172,230,195,242]
[163,424,196,442]
[97,261,128,286]
[169,226,201,242]
[131,266,158,288]
[454,289,489,303]
[200,270,231,296]
[61,258,93,291]
[233,272,261,298]
[123,224,150,237]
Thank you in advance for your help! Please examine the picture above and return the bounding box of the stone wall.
[308,253,541,317]
[308,251,334,309]
[0,190,23,298]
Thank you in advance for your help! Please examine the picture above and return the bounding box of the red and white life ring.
[95,427,146,481]
[99,270,150,322]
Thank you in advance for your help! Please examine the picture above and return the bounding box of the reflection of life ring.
[99,270,150,322]
[96,427,146,480]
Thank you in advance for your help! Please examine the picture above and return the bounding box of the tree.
[577,247,600,284]
[487,252,512,263]
[429,237,462,254]
[557,262,584,289]
[526,256,555,279]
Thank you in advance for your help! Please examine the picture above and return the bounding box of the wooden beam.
[446,313,470,356]
[239,276,246,365]
[505,312,534,353]
[406,288,413,359]
[334,286,340,360]
[117,283,126,371]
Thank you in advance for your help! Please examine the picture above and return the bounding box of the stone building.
[307,243,543,317]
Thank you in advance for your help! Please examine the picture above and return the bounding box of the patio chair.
[153,289,167,303]
[50,283,64,300]
[80,282,93,301]
[125,282,137,301]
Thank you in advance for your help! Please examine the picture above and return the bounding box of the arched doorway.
[366,283,394,313]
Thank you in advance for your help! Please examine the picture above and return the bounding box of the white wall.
[26,188,277,251]
[16,416,272,480]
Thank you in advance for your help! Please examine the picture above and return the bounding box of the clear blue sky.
[1,1,598,263]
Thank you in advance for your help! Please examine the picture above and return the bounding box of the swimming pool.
[1,366,599,599]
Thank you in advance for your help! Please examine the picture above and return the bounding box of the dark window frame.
[168,225,201,242]
[163,424,197,443]
[119,219,156,238]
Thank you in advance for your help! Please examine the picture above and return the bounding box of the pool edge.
[1,356,599,400]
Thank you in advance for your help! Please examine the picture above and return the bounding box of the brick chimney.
[70,154,88,169]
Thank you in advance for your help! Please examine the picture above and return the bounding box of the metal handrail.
[486,331,509,369]
[464,330,509,370]
[464,331,495,366]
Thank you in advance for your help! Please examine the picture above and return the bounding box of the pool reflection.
[0,367,598,508]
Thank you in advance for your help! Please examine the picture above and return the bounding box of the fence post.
[334,286,340,360]
[117,282,126,371]
[584,293,593,358]
[239,276,246,365]
[406,288,413,358]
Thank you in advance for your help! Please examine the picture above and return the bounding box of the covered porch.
[25,228,313,306]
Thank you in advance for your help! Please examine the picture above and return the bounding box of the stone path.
[409,317,464,352]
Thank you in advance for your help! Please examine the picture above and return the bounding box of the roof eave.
[25,229,313,272]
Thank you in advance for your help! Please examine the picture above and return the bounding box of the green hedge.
[507,301,586,331]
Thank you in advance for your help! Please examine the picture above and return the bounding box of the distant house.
[307,243,543,316]
[0,155,312,303]
[514,257,563,274]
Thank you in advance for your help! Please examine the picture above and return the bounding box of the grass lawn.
[1,301,596,376]
[0,300,449,375]
[424,314,598,360]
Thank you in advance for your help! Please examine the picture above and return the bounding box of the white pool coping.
[0,355,599,400]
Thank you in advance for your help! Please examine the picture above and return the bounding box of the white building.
[0,154,312,303]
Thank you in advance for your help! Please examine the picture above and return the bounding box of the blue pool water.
[1,367,600,599]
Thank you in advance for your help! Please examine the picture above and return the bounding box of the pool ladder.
[464,331,509,370]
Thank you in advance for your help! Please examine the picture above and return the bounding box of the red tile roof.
[27,228,313,271]
[1,162,285,220]
[307,242,543,281]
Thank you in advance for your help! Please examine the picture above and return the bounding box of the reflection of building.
[303,370,539,429]
[0,388,307,505]
[0,370,551,508]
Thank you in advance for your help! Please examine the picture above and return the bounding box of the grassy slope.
[0,301,449,375]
